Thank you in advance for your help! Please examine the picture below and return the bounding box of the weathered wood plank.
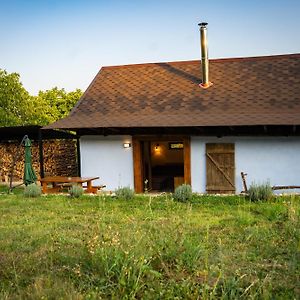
[272,185,300,190]
[206,143,235,194]
[206,153,235,188]
[132,137,143,193]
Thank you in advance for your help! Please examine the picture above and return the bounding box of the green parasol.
[23,137,37,186]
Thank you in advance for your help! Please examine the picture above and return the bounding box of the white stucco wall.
[191,136,300,194]
[80,135,134,191]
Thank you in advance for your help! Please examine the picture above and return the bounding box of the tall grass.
[0,193,299,299]
[247,181,273,201]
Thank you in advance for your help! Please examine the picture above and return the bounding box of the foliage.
[0,69,33,126]
[0,194,299,298]
[34,87,82,125]
[0,69,82,127]
[69,184,84,198]
[247,181,273,201]
[173,183,193,202]
[115,186,135,200]
[23,183,41,198]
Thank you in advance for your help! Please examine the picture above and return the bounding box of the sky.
[1,0,299,95]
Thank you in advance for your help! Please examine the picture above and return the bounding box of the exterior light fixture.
[123,142,131,148]
[154,143,162,156]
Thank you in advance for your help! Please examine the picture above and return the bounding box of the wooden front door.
[206,143,235,194]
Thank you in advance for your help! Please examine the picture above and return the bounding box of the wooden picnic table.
[40,176,100,194]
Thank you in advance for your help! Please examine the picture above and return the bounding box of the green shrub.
[24,183,42,198]
[69,184,84,198]
[115,186,135,200]
[173,184,193,202]
[247,182,273,201]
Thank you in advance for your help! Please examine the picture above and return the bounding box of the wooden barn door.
[206,143,235,194]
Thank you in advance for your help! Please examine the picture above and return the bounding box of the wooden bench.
[40,176,100,194]
[58,183,106,194]
[82,184,106,194]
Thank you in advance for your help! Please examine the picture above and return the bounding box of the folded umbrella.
[23,137,37,186]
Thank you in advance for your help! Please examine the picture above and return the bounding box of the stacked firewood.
[43,140,78,177]
[0,143,26,181]
[0,139,78,182]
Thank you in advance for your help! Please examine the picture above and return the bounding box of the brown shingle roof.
[45,53,300,129]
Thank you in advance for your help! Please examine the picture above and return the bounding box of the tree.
[34,87,82,124]
[0,69,82,126]
[0,69,33,126]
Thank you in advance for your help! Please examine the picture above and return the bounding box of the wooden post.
[241,172,248,193]
[183,137,191,185]
[76,137,81,177]
[132,137,143,193]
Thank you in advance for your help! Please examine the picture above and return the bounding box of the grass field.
[0,187,299,299]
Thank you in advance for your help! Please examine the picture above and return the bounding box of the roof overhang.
[0,125,76,142]
[53,125,300,137]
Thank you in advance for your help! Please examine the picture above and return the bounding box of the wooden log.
[272,185,300,190]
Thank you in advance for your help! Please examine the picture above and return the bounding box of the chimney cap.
[198,22,208,27]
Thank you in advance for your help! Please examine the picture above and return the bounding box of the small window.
[168,142,184,150]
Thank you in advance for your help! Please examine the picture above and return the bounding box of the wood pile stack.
[43,140,78,177]
[0,139,78,182]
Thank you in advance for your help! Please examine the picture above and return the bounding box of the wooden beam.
[132,137,143,193]
[241,172,248,193]
[183,137,191,185]
[272,185,300,190]
[76,137,81,177]
[133,135,188,141]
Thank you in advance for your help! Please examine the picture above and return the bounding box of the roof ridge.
[101,53,300,70]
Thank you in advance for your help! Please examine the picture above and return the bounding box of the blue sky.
[1,0,299,94]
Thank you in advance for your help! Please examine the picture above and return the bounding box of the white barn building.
[46,53,300,194]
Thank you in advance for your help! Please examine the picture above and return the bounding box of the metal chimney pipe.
[198,22,212,88]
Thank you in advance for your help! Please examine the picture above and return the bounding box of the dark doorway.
[132,136,191,193]
[142,141,184,192]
